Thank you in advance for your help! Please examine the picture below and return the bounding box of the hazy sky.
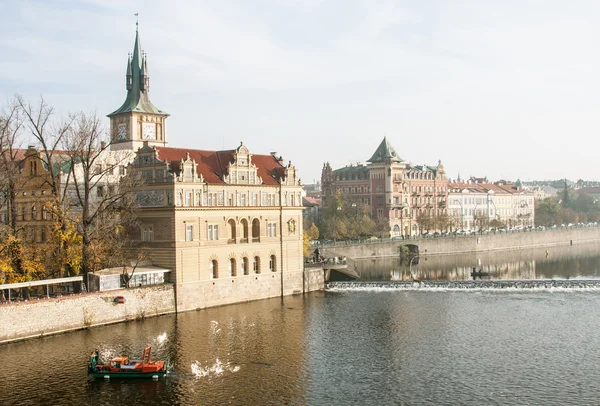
[2,0,600,184]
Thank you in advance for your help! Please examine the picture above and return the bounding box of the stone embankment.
[320,227,600,259]
[0,285,175,344]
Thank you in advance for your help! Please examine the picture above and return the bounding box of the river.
[2,243,600,405]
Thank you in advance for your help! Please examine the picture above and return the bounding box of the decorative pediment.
[223,142,263,185]
[281,161,301,186]
[177,152,204,182]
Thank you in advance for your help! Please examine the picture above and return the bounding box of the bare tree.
[0,96,26,235]
[17,96,78,279]
[62,111,141,289]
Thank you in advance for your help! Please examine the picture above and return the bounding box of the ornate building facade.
[111,28,306,311]
[321,137,449,237]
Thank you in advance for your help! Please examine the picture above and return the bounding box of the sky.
[2,0,600,184]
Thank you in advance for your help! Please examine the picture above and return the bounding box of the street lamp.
[453,199,464,231]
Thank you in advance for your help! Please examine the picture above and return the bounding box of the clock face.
[142,123,156,140]
[118,124,127,140]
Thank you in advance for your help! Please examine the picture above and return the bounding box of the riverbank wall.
[320,227,600,259]
[0,284,175,344]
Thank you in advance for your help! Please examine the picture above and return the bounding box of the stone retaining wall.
[0,285,175,344]
[321,227,600,259]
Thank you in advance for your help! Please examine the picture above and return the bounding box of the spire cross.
[135,13,139,29]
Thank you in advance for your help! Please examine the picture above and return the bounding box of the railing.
[240,238,248,243]
[227,238,236,244]
[252,237,260,243]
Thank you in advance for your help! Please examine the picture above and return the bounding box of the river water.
[2,243,600,405]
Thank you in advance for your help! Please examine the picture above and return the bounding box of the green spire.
[367,137,402,163]
[108,27,167,117]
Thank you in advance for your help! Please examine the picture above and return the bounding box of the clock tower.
[108,26,169,151]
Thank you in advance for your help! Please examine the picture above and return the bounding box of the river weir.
[327,278,600,291]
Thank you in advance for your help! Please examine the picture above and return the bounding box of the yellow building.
[109,28,308,311]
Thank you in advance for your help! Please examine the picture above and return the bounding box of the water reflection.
[355,242,600,281]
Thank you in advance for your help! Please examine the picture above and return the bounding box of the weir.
[327,279,600,291]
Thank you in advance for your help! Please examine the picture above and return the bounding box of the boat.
[88,345,170,379]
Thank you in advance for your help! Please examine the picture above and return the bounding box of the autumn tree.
[302,222,319,257]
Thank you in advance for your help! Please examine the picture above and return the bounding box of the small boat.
[88,345,170,379]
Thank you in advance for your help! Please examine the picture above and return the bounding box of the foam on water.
[191,358,240,378]
[327,279,600,292]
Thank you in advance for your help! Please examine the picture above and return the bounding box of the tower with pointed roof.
[108,25,169,151]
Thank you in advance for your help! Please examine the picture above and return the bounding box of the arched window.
[31,205,36,220]
[252,218,260,242]
[229,258,236,277]
[227,219,236,243]
[253,256,260,274]
[210,260,218,279]
[240,218,249,242]
[269,255,276,272]
[242,257,249,275]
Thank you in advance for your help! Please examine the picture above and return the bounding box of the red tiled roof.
[155,147,284,186]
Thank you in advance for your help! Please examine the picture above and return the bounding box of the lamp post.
[453,199,464,231]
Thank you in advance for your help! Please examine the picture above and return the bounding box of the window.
[242,257,249,275]
[253,256,260,274]
[269,255,276,272]
[142,226,153,241]
[252,193,257,206]
[210,260,218,279]
[185,191,192,206]
[228,194,234,206]
[229,258,236,277]
[377,196,383,205]
[31,206,36,220]
[119,165,126,176]
[108,185,115,196]
[97,186,104,197]
[241,194,246,206]
[208,224,219,240]
[377,208,383,219]
[267,222,277,237]
[185,224,193,241]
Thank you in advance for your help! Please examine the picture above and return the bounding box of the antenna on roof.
[134,13,139,29]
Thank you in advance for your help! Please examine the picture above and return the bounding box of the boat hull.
[89,371,169,379]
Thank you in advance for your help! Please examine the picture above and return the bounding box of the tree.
[18,96,77,280]
[535,198,561,226]
[302,222,319,257]
[0,96,26,235]
[319,191,377,240]
[62,111,140,289]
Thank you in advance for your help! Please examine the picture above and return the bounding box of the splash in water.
[210,320,221,335]
[191,358,240,378]
[156,332,168,344]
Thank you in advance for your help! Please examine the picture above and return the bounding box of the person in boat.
[94,348,99,364]
[89,351,97,372]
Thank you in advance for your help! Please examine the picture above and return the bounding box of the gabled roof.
[367,137,402,163]
[155,147,284,186]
